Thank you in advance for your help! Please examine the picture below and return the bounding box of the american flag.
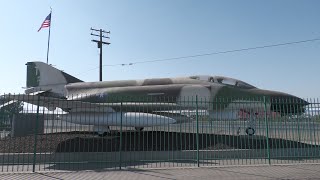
[37,13,51,32]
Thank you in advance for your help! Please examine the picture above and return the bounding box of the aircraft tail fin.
[25,61,83,95]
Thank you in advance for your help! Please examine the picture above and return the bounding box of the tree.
[0,101,24,130]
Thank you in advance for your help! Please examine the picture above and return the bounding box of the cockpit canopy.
[189,75,256,89]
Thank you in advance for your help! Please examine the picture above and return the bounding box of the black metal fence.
[0,94,319,172]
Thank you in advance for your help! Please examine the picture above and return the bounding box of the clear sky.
[0,0,319,97]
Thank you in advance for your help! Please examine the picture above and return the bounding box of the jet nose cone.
[269,93,308,115]
[270,94,309,105]
[250,89,309,105]
[246,89,308,115]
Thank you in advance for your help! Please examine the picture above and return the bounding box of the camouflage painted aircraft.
[6,61,308,135]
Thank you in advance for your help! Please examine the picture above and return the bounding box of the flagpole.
[46,8,52,64]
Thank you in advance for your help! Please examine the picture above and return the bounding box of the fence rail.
[0,94,319,172]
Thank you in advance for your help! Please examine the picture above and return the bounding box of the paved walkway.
[1,164,320,180]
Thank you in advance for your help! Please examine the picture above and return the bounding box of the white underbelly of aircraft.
[58,112,176,127]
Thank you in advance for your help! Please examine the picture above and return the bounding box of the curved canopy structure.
[189,75,256,89]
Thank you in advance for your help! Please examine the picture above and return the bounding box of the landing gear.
[237,127,241,135]
[135,127,144,132]
[94,126,110,137]
[97,132,109,137]
[245,127,255,136]
[246,113,257,136]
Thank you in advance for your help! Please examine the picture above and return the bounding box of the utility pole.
[91,28,110,81]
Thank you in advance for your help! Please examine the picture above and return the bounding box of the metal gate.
[0,95,319,172]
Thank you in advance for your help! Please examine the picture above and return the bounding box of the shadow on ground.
[55,131,319,152]
[45,159,212,171]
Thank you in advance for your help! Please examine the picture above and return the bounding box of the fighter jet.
[4,61,308,135]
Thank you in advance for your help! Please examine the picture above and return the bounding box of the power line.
[76,37,320,76]
[130,37,320,65]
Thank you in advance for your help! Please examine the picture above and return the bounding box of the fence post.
[119,101,123,170]
[196,95,199,167]
[263,96,271,165]
[296,99,301,143]
[32,95,40,172]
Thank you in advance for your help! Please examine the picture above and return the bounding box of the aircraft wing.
[0,100,18,109]
[6,94,182,113]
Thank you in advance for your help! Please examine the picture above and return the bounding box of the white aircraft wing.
[0,100,18,109]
